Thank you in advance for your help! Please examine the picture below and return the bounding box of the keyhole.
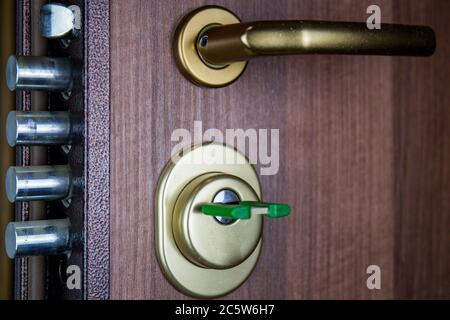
[199,35,208,48]
[212,189,240,225]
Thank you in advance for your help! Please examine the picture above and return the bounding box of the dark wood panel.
[110,0,450,299]
[393,0,450,299]
[284,1,395,298]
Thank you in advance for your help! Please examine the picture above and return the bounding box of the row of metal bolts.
[4,3,82,260]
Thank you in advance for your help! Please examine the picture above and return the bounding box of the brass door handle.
[198,21,435,64]
[175,6,436,87]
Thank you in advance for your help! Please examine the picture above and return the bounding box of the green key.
[202,201,291,220]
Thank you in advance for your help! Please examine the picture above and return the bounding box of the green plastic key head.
[202,201,291,220]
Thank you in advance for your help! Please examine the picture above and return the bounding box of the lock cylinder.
[6,165,72,203]
[173,173,263,270]
[5,218,71,259]
[157,143,292,298]
[6,56,73,92]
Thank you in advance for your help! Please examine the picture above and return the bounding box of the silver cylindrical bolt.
[6,165,72,203]
[5,218,71,259]
[6,55,73,92]
[40,3,81,39]
[6,111,78,147]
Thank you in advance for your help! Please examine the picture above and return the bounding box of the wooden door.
[109,0,450,299]
[7,0,449,300]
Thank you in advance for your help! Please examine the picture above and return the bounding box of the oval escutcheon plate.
[155,143,262,298]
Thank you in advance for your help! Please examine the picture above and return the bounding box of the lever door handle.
[175,6,436,87]
[202,201,291,220]
[198,21,435,65]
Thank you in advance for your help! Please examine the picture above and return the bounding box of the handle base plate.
[174,6,247,88]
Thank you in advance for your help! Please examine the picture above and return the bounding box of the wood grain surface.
[110,0,450,299]
[393,0,450,299]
